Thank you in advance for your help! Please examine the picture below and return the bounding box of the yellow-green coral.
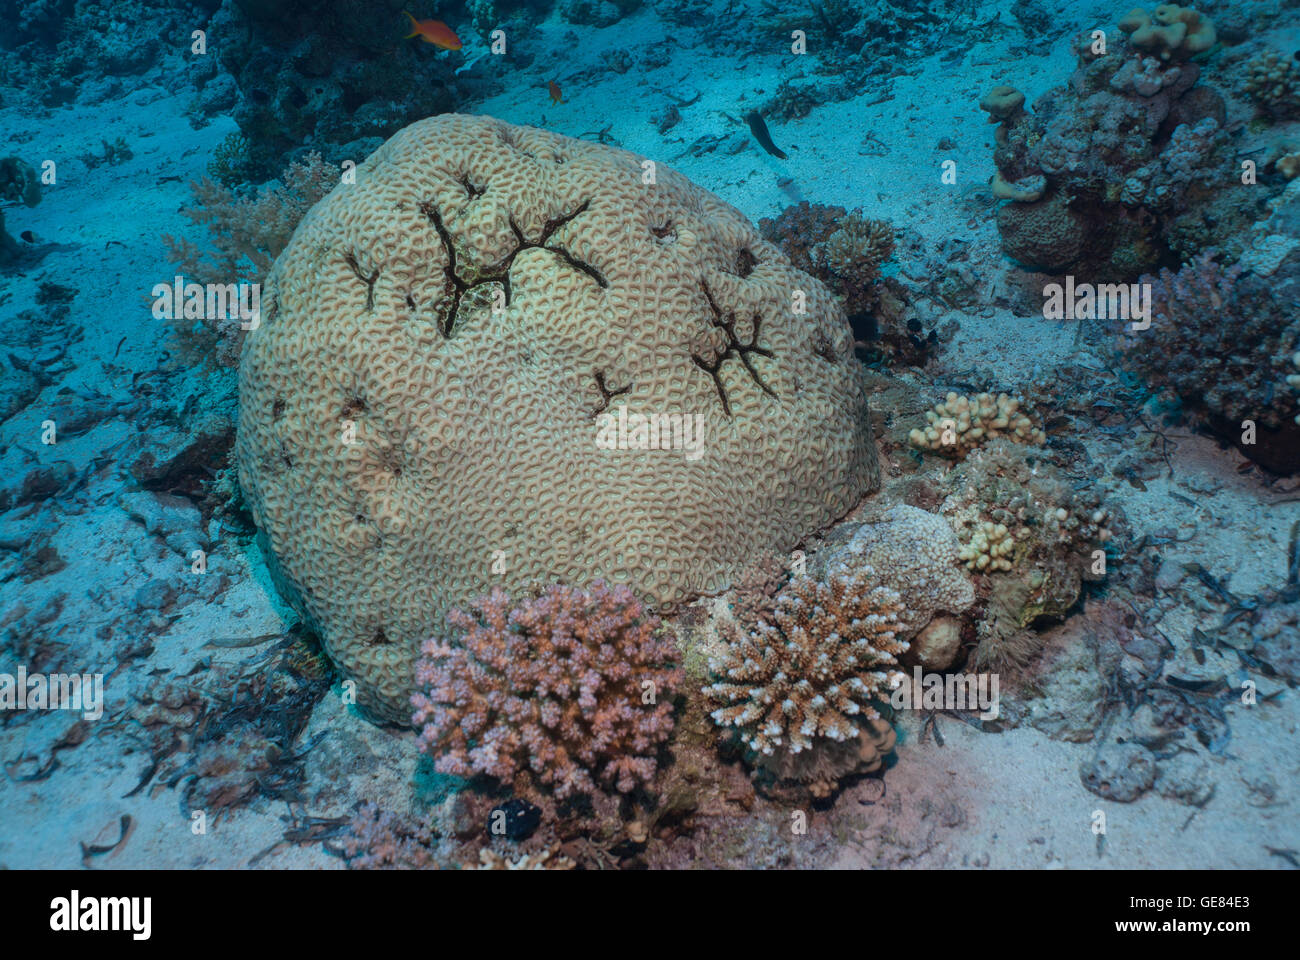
[959,521,1015,572]
[979,84,1026,121]
[1245,51,1300,117]
[992,171,1047,203]
[1119,5,1216,61]
[909,392,1046,458]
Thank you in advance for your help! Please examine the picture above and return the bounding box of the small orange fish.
[548,80,564,105]
[403,11,462,50]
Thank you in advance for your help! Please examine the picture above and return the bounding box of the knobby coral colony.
[412,581,683,800]
[983,5,1239,278]
[704,570,907,791]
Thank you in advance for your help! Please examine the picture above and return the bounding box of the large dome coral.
[236,114,879,723]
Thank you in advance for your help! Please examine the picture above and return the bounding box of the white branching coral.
[703,571,907,759]
[909,392,1046,458]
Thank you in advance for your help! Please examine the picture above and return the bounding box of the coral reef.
[1118,6,1216,61]
[1117,246,1300,472]
[704,570,906,796]
[412,582,683,800]
[237,114,879,723]
[938,438,1120,644]
[207,1,487,177]
[1243,49,1300,119]
[908,392,1046,458]
[759,201,935,365]
[986,10,1241,277]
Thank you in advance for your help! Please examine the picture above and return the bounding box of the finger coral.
[704,570,907,788]
[412,581,684,800]
[238,114,877,723]
[908,392,1046,458]
[1243,49,1300,119]
[959,521,1016,572]
[1118,5,1216,61]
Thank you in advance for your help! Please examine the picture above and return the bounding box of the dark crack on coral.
[457,174,486,199]
[417,198,604,338]
[341,396,366,419]
[590,369,632,418]
[691,279,778,417]
[651,222,677,242]
[342,250,379,313]
[271,397,286,420]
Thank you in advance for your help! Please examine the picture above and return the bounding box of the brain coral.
[237,114,879,723]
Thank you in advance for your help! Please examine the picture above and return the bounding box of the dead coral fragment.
[412,581,683,800]
[704,571,907,761]
[909,392,1046,458]
[471,846,576,870]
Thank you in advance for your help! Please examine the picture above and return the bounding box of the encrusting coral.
[909,392,1046,458]
[412,581,683,800]
[704,569,906,794]
[821,504,976,641]
[237,114,878,723]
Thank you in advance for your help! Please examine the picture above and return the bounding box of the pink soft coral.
[412,581,683,799]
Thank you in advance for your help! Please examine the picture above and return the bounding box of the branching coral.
[704,570,906,778]
[412,582,683,800]
[814,211,897,301]
[1243,49,1300,119]
[342,801,436,870]
[909,392,1046,458]
[959,521,1016,572]
[1117,248,1300,470]
[161,152,339,368]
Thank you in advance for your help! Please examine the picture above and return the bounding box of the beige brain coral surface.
[236,114,879,724]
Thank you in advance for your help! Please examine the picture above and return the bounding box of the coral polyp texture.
[909,392,1045,458]
[704,570,907,788]
[411,581,684,800]
[235,113,879,722]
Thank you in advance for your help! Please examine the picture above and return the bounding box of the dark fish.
[20,230,34,242]
[744,110,787,160]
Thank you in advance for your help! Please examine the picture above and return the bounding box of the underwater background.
[0,0,1298,870]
